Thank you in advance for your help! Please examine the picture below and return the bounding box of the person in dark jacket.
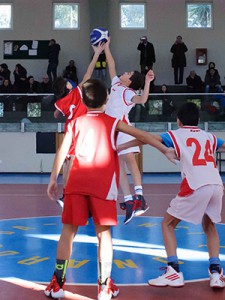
[47,39,61,83]
[170,36,188,84]
[186,70,203,92]
[63,60,78,85]
[137,36,156,75]
[204,68,223,93]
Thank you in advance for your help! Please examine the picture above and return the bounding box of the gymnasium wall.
[0,131,225,173]
[0,0,225,85]
[0,0,225,173]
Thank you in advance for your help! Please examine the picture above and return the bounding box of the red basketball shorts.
[62,194,118,226]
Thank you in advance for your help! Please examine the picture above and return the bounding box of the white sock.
[134,185,143,195]
[124,194,133,202]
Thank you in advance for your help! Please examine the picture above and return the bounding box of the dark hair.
[208,61,215,69]
[1,63,8,70]
[82,79,107,109]
[129,71,145,90]
[177,102,199,126]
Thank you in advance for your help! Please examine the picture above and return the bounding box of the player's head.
[82,79,108,109]
[120,70,145,90]
[177,102,199,126]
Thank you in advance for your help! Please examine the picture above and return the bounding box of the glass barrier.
[0,92,225,132]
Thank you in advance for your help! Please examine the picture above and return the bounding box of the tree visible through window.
[0,4,12,29]
[53,3,79,29]
[187,3,212,28]
[120,4,145,28]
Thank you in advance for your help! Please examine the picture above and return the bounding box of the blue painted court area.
[1,215,225,284]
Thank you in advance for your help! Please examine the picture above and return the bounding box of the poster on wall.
[3,40,49,59]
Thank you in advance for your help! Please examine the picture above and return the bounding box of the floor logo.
[0,216,225,284]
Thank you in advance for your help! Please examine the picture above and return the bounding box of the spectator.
[47,39,61,83]
[160,84,175,117]
[0,79,14,111]
[13,63,27,93]
[137,36,156,75]
[63,60,78,85]
[170,36,188,84]
[94,51,107,82]
[0,79,13,93]
[39,75,53,93]
[0,63,11,82]
[27,76,40,93]
[186,70,203,93]
[204,67,223,93]
[206,62,219,77]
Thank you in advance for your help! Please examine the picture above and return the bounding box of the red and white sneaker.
[148,266,184,287]
[44,274,66,298]
[209,268,225,288]
[98,277,119,300]
[133,194,149,216]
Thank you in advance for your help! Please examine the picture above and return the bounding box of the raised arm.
[132,69,155,104]
[104,37,117,80]
[79,42,106,88]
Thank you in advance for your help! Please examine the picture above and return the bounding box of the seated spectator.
[63,60,78,85]
[0,63,11,82]
[0,79,13,93]
[13,63,28,93]
[27,76,40,93]
[39,75,53,93]
[161,84,175,117]
[186,70,203,92]
[206,61,219,77]
[204,67,223,93]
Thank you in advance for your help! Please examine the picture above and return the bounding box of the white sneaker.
[148,266,184,287]
[209,268,225,288]
[56,195,64,209]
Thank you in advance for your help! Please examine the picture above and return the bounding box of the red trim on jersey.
[212,134,217,153]
[178,177,194,197]
[182,126,199,129]
[122,88,134,106]
[168,131,181,158]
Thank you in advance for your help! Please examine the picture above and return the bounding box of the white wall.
[0,0,225,85]
[1,131,224,173]
[0,132,55,172]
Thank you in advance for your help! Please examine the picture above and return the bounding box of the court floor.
[1,173,225,300]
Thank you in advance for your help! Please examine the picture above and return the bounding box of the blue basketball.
[90,27,109,46]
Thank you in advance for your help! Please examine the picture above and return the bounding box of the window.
[186,3,212,28]
[0,4,12,29]
[53,3,79,29]
[120,3,145,29]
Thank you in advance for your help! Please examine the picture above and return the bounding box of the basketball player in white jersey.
[104,37,155,224]
[119,102,225,288]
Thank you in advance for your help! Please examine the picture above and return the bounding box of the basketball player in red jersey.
[45,79,176,300]
[53,42,105,208]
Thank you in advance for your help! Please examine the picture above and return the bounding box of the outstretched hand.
[164,148,179,165]
[92,41,106,54]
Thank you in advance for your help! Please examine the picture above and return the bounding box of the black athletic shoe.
[133,194,149,216]
[120,200,136,225]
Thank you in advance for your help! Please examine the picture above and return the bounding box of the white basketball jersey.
[168,126,223,190]
[105,76,136,124]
